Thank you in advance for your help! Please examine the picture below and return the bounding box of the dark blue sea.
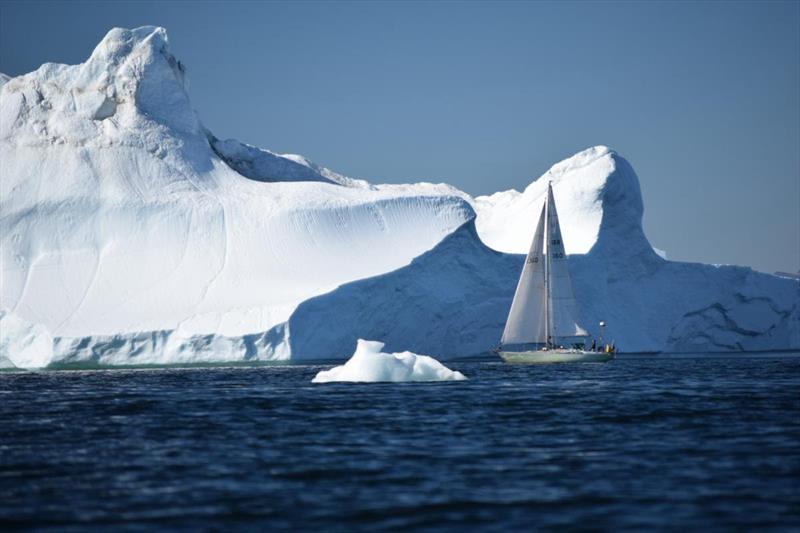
[2,353,799,531]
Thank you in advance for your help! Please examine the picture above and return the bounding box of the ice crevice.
[193,200,229,311]
[53,245,105,332]
[681,303,767,337]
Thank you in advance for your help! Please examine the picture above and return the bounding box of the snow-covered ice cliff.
[0,311,53,368]
[0,27,472,346]
[1,27,797,365]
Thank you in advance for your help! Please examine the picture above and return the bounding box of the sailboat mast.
[544,184,551,348]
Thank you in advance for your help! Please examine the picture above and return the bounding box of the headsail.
[500,204,548,346]
[544,183,588,341]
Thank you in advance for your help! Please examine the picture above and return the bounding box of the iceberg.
[311,339,467,383]
[1,27,797,366]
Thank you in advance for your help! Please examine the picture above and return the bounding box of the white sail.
[545,183,588,341]
[500,204,547,346]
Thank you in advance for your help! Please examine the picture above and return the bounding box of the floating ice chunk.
[312,339,467,383]
[0,310,53,369]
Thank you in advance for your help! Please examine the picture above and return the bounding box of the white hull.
[499,350,614,364]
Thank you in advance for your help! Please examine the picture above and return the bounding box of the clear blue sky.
[2,1,798,274]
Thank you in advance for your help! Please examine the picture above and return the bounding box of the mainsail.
[501,182,588,348]
[544,184,588,341]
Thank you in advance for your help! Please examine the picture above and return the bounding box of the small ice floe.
[311,339,467,383]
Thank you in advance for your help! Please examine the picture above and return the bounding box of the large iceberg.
[311,339,467,383]
[1,27,797,366]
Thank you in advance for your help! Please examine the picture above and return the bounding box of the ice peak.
[89,26,170,65]
[0,24,201,151]
[544,145,615,180]
[474,144,651,264]
[83,26,196,133]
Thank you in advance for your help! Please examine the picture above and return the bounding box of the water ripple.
[1,354,799,530]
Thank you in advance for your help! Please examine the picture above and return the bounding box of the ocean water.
[1,353,799,531]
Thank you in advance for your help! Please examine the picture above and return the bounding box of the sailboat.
[497,182,613,363]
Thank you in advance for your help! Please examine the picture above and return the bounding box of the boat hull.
[499,350,614,364]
